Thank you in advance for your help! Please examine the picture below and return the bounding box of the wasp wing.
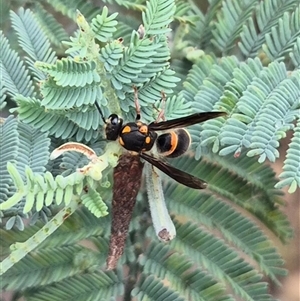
[148,112,226,131]
[140,153,207,189]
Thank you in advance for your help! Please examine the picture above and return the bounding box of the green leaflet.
[91,6,118,43]
[140,243,233,301]
[239,0,299,57]
[0,32,34,98]
[37,59,101,87]
[211,0,258,53]
[263,5,300,61]
[276,118,300,193]
[10,8,57,80]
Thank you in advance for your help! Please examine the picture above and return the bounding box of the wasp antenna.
[95,101,106,124]
[133,86,141,121]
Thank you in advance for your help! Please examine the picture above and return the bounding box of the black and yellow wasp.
[95,88,225,189]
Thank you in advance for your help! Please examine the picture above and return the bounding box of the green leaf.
[91,6,118,43]
[36,59,100,87]
[0,32,35,98]
[10,8,57,80]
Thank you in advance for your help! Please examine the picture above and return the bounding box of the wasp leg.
[154,90,166,123]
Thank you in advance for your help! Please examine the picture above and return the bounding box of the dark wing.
[148,112,226,131]
[140,152,207,189]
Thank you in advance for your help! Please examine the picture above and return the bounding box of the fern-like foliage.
[44,0,102,21]
[139,245,234,301]
[38,59,101,87]
[0,31,34,98]
[263,5,300,61]
[276,118,300,193]
[0,1,298,301]
[239,0,299,58]
[176,55,299,192]
[212,0,258,54]
[16,95,101,140]
[0,117,19,203]
[290,36,300,68]
[0,80,7,109]
[0,116,51,229]
[0,153,289,301]
[10,8,57,80]
[101,0,146,11]
[91,6,118,43]
[33,2,69,49]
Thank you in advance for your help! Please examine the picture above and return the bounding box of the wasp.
[96,88,226,189]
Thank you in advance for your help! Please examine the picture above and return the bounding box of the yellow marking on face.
[139,125,148,134]
[122,125,131,134]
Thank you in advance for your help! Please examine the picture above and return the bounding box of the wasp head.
[105,114,123,140]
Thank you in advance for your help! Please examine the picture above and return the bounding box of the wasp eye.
[109,114,119,125]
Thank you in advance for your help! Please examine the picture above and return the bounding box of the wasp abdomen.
[156,129,191,158]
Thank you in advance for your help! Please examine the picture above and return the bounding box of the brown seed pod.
[106,153,144,270]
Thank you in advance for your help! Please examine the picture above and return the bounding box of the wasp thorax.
[118,122,157,152]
